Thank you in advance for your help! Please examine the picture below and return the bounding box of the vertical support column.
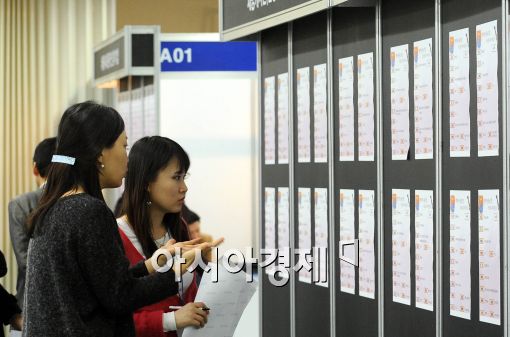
[502,0,509,336]
[435,1,443,337]
[288,21,296,337]
[257,32,263,337]
[326,8,336,337]
[375,0,384,336]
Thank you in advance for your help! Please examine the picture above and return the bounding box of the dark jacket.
[23,193,179,337]
[0,250,22,337]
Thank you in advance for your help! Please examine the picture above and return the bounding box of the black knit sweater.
[23,193,178,337]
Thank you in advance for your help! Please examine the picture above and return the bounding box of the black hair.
[181,204,200,225]
[28,101,125,235]
[122,136,191,258]
[33,137,57,178]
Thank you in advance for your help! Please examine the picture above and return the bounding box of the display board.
[292,12,330,337]
[261,24,292,337]
[441,0,503,336]
[332,7,378,337]
[252,1,507,335]
[382,0,437,336]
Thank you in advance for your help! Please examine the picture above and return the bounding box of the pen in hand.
[169,305,210,311]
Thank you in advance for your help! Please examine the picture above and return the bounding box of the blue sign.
[160,41,257,72]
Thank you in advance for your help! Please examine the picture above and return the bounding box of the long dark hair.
[122,136,191,258]
[28,101,125,235]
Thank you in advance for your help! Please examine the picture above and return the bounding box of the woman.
[0,249,22,335]
[23,102,208,337]
[118,136,222,336]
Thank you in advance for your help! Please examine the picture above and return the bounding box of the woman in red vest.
[117,136,221,337]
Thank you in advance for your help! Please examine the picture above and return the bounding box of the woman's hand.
[174,302,209,329]
[163,238,202,255]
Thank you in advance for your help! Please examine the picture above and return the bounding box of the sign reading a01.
[160,47,192,64]
[160,41,257,72]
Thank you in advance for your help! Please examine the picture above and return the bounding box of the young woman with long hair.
[23,102,205,337]
[117,136,223,336]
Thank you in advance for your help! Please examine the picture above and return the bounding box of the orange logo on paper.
[449,36,454,48]
[413,46,419,57]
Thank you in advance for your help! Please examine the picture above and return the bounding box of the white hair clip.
[51,155,76,166]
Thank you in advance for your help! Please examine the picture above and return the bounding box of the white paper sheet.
[450,190,471,319]
[297,67,311,163]
[339,57,355,161]
[358,53,375,161]
[415,190,434,311]
[476,21,499,157]
[182,263,257,337]
[359,189,375,299]
[264,188,276,275]
[392,189,411,305]
[339,189,355,294]
[264,76,276,165]
[314,188,328,287]
[314,64,328,163]
[130,88,144,144]
[449,28,471,157]
[277,73,290,164]
[478,189,500,325]
[298,188,312,283]
[390,45,410,160]
[413,39,434,160]
[143,84,158,136]
[277,187,290,250]
[117,91,131,146]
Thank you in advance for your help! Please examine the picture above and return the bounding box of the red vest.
[118,228,198,337]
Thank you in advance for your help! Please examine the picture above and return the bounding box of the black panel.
[222,0,313,31]
[131,34,154,67]
[441,1,503,336]
[261,24,291,337]
[381,0,436,336]
[292,12,330,337]
[332,7,378,337]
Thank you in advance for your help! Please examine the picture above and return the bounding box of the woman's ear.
[97,153,104,167]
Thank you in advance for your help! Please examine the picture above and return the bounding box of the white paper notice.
[449,28,471,157]
[478,189,500,325]
[314,188,328,287]
[414,39,434,160]
[314,64,328,163]
[339,189,355,294]
[298,188,312,283]
[415,190,434,311]
[143,84,158,136]
[297,67,311,163]
[391,45,410,160]
[130,88,144,144]
[339,57,355,161]
[117,91,131,144]
[476,21,499,157]
[277,187,290,250]
[359,189,375,299]
[392,189,411,305]
[264,188,276,275]
[450,190,471,319]
[277,73,290,164]
[358,53,375,161]
[181,263,257,337]
[264,76,276,165]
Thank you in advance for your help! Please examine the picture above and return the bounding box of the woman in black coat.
[0,249,22,336]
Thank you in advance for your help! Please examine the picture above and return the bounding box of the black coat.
[0,249,22,337]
